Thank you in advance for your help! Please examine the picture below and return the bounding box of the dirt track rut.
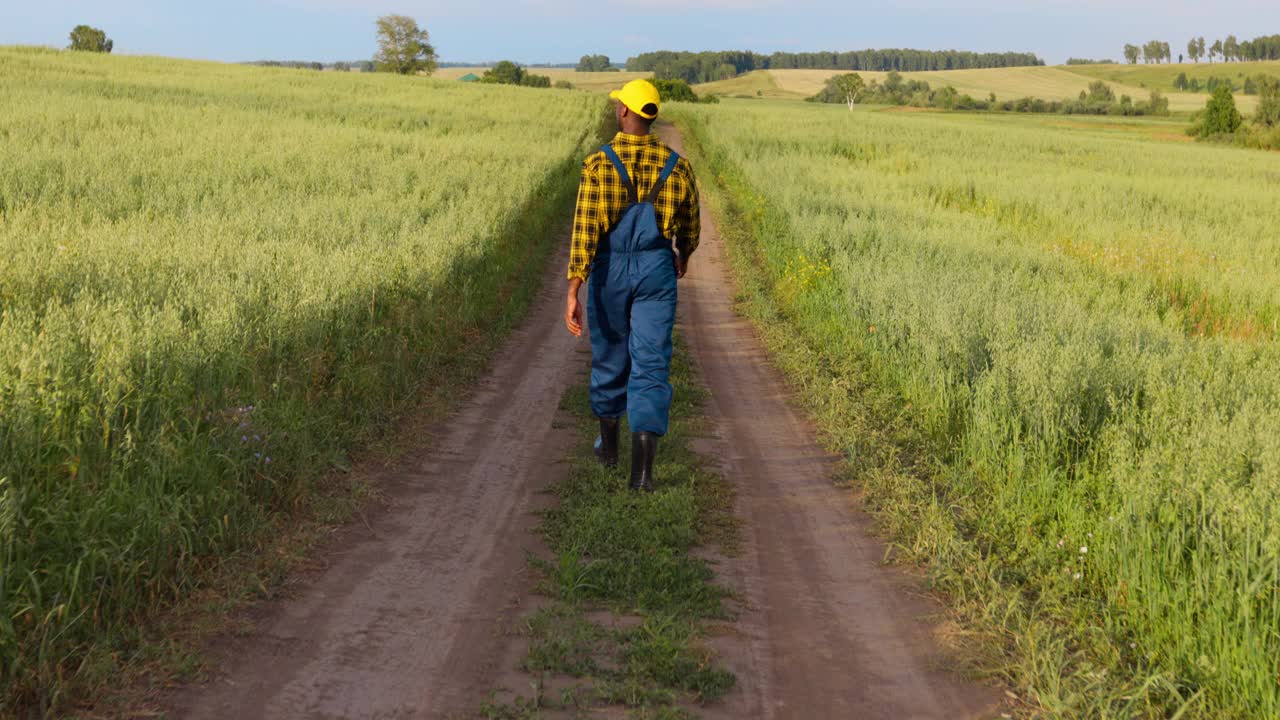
[167,125,999,719]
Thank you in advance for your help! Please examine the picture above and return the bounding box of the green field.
[696,66,1261,113]
[0,46,603,709]
[435,65,650,91]
[673,99,1280,717]
[1066,60,1280,92]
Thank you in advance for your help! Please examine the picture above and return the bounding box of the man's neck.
[618,119,652,137]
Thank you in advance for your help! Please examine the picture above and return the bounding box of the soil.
[163,125,1001,719]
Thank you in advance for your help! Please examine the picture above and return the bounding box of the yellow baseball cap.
[609,79,661,119]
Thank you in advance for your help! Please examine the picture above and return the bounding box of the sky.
[3,0,1279,66]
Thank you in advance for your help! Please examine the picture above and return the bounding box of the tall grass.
[675,101,1280,717]
[0,46,604,711]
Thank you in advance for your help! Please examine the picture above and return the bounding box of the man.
[563,79,700,492]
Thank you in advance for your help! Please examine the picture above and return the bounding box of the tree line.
[1124,33,1280,64]
[810,72,1169,117]
[625,49,1043,84]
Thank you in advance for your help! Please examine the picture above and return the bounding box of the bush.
[553,79,574,90]
[520,73,551,88]
[1192,85,1243,137]
[1146,89,1170,116]
[653,78,699,103]
[1086,80,1116,103]
[1255,76,1280,127]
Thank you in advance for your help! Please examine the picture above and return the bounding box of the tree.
[1124,44,1140,64]
[1087,80,1116,103]
[482,61,525,85]
[833,73,865,110]
[68,25,112,53]
[373,15,436,75]
[1210,38,1223,63]
[1256,76,1280,127]
[576,54,614,72]
[1187,38,1201,63]
[1197,85,1242,136]
[1224,35,1240,62]
[1197,37,1207,62]
[1148,89,1170,115]
[1175,72,1189,90]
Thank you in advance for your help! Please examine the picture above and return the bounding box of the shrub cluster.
[652,78,719,104]
[1189,77,1280,149]
[480,60,553,88]
[1174,72,1274,95]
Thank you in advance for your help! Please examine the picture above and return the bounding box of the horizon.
[5,1,1280,67]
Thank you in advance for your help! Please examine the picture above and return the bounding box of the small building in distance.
[458,73,480,82]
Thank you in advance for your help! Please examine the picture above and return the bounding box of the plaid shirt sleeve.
[568,157,601,282]
[674,159,700,259]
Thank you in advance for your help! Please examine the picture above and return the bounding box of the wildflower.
[254,452,262,459]
[1073,572,1082,580]
[241,435,247,442]
[265,457,272,464]
[1080,546,1088,555]
[1057,539,1064,548]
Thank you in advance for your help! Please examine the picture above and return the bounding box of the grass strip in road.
[482,338,738,719]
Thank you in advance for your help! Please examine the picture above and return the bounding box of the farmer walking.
[564,79,700,491]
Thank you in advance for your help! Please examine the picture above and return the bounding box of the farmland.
[673,99,1280,717]
[0,46,603,709]
[695,66,1262,112]
[1066,60,1280,92]
[434,65,651,91]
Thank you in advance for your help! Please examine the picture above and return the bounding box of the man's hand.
[565,279,584,337]
[675,252,690,279]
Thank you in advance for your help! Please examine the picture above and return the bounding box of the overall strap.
[644,151,681,204]
[600,144,637,204]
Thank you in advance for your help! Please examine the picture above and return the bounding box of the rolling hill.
[695,65,1263,113]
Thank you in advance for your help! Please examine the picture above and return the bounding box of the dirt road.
[167,243,582,720]
[167,126,998,719]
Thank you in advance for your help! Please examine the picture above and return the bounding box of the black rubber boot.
[595,417,620,468]
[629,431,658,492]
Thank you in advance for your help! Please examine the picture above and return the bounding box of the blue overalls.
[587,144,682,437]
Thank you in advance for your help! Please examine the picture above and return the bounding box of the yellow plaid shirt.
[567,131,700,281]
